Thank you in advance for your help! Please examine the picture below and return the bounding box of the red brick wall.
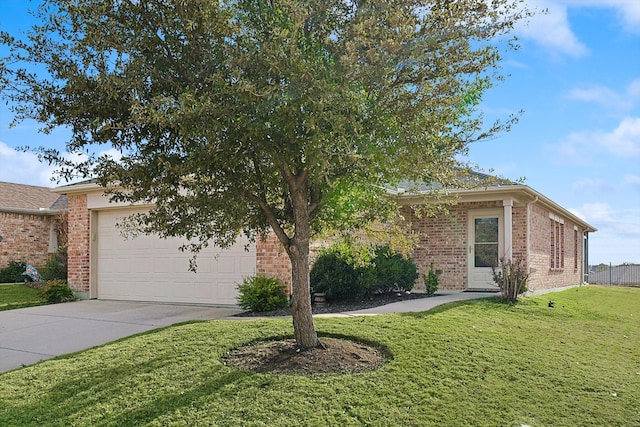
[404,201,506,291]
[527,204,584,291]
[67,194,90,292]
[0,212,55,271]
[62,191,586,296]
[512,205,528,263]
[256,233,292,293]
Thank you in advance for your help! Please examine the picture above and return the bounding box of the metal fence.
[588,263,640,287]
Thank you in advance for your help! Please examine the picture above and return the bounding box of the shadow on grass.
[9,361,254,425]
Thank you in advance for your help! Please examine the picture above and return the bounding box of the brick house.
[394,184,596,293]
[57,180,595,303]
[0,181,68,272]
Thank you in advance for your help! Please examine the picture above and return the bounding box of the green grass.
[0,284,43,311]
[0,286,638,426]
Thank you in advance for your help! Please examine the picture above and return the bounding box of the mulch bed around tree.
[223,337,389,375]
[226,292,436,374]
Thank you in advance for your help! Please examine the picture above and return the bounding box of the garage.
[94,208,256,305]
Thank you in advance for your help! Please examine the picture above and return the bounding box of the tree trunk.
[289,238,321,349]
[286,171,321,350]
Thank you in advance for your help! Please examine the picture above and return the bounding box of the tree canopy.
[1,0,531,348]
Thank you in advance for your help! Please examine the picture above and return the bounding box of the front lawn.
[0,286,638,426]
[0,284,43,311]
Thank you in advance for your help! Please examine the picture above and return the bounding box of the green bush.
[311,250,365,301]
[38,280,76,304]
[424,262,442,296]
[41,247,68,281]
[237,276,289,312]
[311,242,419,302]
[361,246,419,294]
[0,261,27,283]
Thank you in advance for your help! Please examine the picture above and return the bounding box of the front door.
[468,209,503,290]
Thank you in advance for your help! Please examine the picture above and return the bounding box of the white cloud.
[628,78,640,98]
[567,0,640,33]
[518,1,640,57]
[567,79,640,111]
[572,177,615,194]
[600,117,640,157]
[571,202,640,264]
[555,116,640,163]
[0,141,123,188]
[0,141,56,186]
[567,86,633,111]
[515,0,589,57]
[572,202,615,224]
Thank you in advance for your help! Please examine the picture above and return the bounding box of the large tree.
[1,0,530,349]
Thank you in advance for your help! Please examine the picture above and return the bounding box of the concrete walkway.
[0,291,498,374]
[0,300,242,374]
[342,291,499,315]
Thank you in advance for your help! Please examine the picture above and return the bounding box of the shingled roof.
[0,181,68,214]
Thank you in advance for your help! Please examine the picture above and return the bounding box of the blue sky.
[1,0,639,265]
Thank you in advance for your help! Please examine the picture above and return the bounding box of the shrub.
[311,243,419,301]
[41,247,68,281]
[237,276,288,312]
[38,280,76,304]
[491,257,530,303]
[424,262,442,296]
[0,261,27,283]
[361,246,419,294]
[311,250,364,301]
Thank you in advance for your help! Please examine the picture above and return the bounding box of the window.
[474,217,499,267]
[550,216,564,270]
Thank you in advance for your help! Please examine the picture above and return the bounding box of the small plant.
[41,246,68,281]
[237,276,289,312]
[424,262,442,296]
[38,280,76,304]
[491,257,530,303]
[0,261,27,283]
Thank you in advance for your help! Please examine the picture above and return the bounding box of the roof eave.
[0,206,66,216]
[52,181,103,195]
[394,184,597,233]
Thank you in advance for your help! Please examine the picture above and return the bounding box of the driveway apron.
[0,300,242,373]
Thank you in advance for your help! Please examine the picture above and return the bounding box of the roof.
[55,173,596,232]
[0,181,68,215]
[392,180,597,233]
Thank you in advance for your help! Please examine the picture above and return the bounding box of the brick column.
[67,194,90,294]
[503,199,513,261]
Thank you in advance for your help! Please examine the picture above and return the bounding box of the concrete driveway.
[0,300,242,373]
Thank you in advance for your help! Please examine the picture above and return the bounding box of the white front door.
[468,209,503,290]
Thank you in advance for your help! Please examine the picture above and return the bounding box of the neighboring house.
[0,181,68,271]
[56,179,596,303]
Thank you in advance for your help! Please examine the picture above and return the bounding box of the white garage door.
[95,208,256,305]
